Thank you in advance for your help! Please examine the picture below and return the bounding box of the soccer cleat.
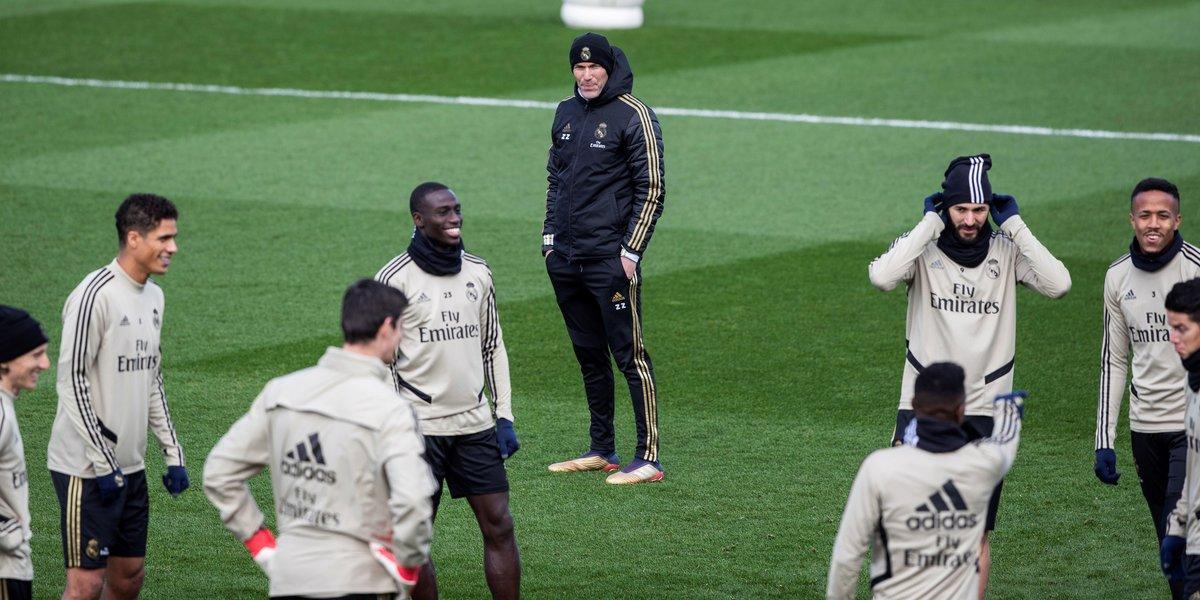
[548,451,620,473]
[605,459,663,485]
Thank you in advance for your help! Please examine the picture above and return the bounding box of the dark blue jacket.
[542,48,666,261]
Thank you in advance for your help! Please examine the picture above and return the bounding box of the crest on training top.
[466,281,479,302]
[581,47,591,61]
[986,258,1000,280]
[595,123,608,139]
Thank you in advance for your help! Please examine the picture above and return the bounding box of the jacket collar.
[108,258,147,290]
[317,347,391,383]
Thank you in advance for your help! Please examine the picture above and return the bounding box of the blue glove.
[496,418,520,459]
[162,465,190,497]
[990,193,1019,226]
[1094,448,1120,485]
[97,469,125,505]
[1162,535,1186,580]
[923,192,944,215]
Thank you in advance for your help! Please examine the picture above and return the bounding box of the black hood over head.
[574,46,634,107]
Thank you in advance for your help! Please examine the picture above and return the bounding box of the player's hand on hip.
[1094,448,1120,485]
[990,193,1019,225]
[244,528,277,574]
[97,468,125,505]
[496,418,520,459]
[162,465,189,497]
[369,540,420,589]
[620,256,636,280]
[1161,535,1186,580]
[923,192,944,215]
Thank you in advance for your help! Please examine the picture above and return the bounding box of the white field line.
[4,73,1199,144]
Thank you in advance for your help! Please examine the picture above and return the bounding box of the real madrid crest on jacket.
[374,236,512,437]
[542,44,666,261]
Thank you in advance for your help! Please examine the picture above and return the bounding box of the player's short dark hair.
[1131,177,1180,206]
[115,194,178,247]
[912,362,966,416]
[1166,278,1200,325]
[341,279,409,344]
[410,182,451,215]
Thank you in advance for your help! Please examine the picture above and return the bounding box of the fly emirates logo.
[419,310,480,343]
[117,339,159,372]
[929,283,1000,315]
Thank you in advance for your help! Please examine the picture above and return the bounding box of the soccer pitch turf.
[2,0,1200,597]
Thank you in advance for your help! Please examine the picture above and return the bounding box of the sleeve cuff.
[620,247,641,263]
[999,214,1027,236]
[542,234,554,246]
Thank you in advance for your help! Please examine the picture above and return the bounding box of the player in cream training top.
[49,194,189,600]
[1094,179,1199,600]
[1160,277,1200,598]
[868,155,1069,595]
[204,279,436,599]
[828,362,1025,600]
[375,182,520,600]
[0,306,51,600]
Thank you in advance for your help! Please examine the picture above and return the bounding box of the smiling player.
[375,182,520,600]
[49,194,189,600]
[1095,178,1199,599]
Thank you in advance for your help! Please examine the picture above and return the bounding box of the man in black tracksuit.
[542,32,666,485]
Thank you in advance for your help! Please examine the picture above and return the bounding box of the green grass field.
[3,0,1200,597]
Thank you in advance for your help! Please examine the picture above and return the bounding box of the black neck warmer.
[937,216,993,269]
[407,229,463,276]
[1182,350,1200,392]
[902,416,970,453]
[1130,231,1183,272]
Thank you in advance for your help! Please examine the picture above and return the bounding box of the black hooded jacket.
[542,47,666,261]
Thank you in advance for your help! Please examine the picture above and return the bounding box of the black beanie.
[0,306,48,363]
[569,32,615,74]
[940,154,993,207]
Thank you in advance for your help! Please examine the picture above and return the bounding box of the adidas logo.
[1124,289,1136,301]
[119,316,130,326]
[280,433,337,484]
[285,433,326,464]
[416,292,431,303]
[562,123,572,133]
[905,480,977,531]
[611,291,626,303]
[930,259,944,270]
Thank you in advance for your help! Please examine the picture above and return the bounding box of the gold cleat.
[605,462,664,485]
[547,453,620,473]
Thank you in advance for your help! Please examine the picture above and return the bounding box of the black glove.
[162,465,190,497]
[1094,448,1120,485]
[496,418,520,459]
[923,192,944,215]
[97,469,125,505]
[990,193,1020,226]
[1161,535,1185,580]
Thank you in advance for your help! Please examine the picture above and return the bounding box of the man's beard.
[954,226,981,243]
